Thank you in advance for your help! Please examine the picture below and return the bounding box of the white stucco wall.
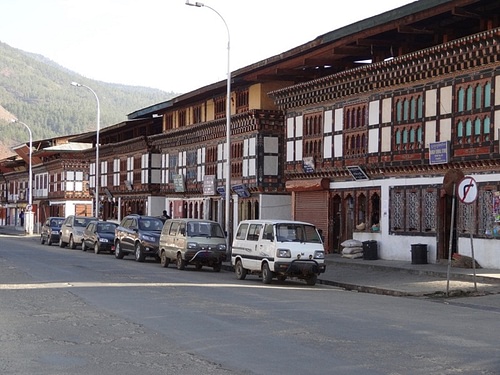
[259,194,292,220]
[147,196,165,217]
[332,174,500,269]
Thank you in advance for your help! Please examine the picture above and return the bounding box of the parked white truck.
[231,219,326,285]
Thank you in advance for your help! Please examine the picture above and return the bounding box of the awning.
[285,178,330,192]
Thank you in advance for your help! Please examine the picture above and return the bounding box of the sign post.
[456,176,478,292]
[442,169,464,297]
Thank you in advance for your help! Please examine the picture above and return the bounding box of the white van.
[231,219,326,285]
[159,218,227,272]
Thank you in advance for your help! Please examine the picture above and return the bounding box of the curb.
[222,263,414,296]
[326,259,500,285]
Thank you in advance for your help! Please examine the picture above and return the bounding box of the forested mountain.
[0,41,179,158]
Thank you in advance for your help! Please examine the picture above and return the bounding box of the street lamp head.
[185,1,204,7]
[71,81,82,87]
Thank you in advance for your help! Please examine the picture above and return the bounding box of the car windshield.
[50,219,64,226]
[139,218,164,231]
[187,222,225,238]
[97,223,118,233]
[75,218,95,227]
[275,224,322,243]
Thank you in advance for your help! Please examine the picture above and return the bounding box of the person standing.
[19,210,24,227]
[162,210,171,220]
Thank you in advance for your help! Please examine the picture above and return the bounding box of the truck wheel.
[262,263,273,284]
[94,243,100,254]
[135,243,146,262]
[59,238,67,248]
[235,260,247,280]
[306,274,318,286]
[81,241,87,252]
[160,251,170,268]
[115,241,124,259]
[176,253,186,270]
[40,235,45,245]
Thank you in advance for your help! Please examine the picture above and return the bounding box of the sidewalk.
[2,225,500,297]
[320,254,500,297]
[0,225,28,236]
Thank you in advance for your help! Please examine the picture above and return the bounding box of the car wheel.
[47,237,52,246]
[160,251,170,268]
[40,235,45,245]
[262,263,273,284]
[94,242,100,255]
[305,274,318,286]
[176,253,186,270]
[114,241,124,259]
[135,242,145,262]
[195,263,203,270]
[81,241,87,252]
[59,237,66,248]
[69,235,76,249]
[235,260,247,280]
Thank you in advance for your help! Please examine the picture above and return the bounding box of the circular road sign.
[457,176,478,204]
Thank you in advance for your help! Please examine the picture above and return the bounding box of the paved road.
[1,234,500,374]
[4,225,500,298]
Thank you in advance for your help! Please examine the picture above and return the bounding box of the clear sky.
[0,0,414,94]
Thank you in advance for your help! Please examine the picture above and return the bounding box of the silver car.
[59,215,98,249]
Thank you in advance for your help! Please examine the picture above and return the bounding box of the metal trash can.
[362,240,378,260]
[411,244,428,264]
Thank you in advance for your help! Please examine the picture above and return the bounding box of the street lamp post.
[13,120,33,235]
[71,82,100,218]
[185,0,232,239]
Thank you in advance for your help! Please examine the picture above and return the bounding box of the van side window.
[161,221,171,235]
[179,223,186,236]
[169,222,179,236]
[247,224,262,241]
[263,224,274,241]
[235,223,248,240]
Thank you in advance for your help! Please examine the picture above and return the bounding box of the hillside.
[0,41,179,158]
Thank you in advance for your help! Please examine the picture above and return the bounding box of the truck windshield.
[275,224,322,243]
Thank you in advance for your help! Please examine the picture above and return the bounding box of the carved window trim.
[303,112,323,159]
[235,89,249,114]
[390,186,438,235]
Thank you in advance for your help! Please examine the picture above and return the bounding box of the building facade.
[2,0,500,269]
[271,28,500,268]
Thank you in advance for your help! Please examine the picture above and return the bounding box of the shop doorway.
[330,195,342,253]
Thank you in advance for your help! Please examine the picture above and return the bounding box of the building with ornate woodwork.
[0,136,93,227]
[269,2,500,268]
[2,0,500,269]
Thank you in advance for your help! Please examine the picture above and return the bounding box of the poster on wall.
[494,191,500,222]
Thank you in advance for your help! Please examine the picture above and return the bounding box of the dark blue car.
[40,217,64,246]
[82,220,118,254]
